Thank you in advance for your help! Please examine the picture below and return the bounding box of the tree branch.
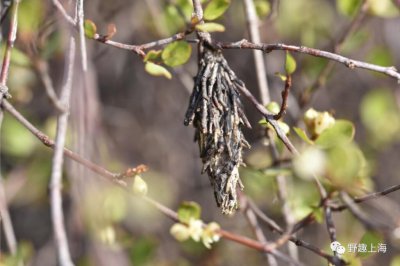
[0,0,22,260]
[50,37,75,266]
[76,0,87,71]
[243,0,270,104]
[0,113,18,256]
[330,184,400,212]
[216,40,400,81]
[0,99,307,264]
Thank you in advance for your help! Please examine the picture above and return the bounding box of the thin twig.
[0,0,21,260]
[0,0,20,99]
[216,40,400,81]
[50,37,76,266]
[51,0,76,26]
[240,193,278,266]
[0,112,18,256]
[1,100,121,181]
[331,184,400,211]
[243,0,270,104]
[76,0,87,71]
[235,81,298,154]
[0,100,303,263]
[273,74,292,120]
[314,177,340,260]
[339,191,377,230]
[247,200,344,265]
[34,59,66,112]
[0,0,11,25]
[192,0,203,21]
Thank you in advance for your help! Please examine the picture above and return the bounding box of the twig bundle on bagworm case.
[184,49,251,214]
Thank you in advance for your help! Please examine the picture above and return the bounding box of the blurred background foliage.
[1,0,400,265]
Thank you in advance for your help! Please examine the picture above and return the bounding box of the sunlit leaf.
[391,256,400,266]
[2,116,37,157]
[341,252,362,266]
[285,52,297,74]
[312,207,324,223]
[162,5,186,35]
[144,50,162,63]
[204,0,231,21]
[341,30,369,54]
[367,0,399,18]
[360,89,400,145]
[18,0,43,38]
[195,22,225,32]
[145,62,172,79]
[84,19,97,39]
[177,201,201,224]
[41,32,63,60]
[293,127,314,144]
[275,0,334,47]
[327,142,362,188]
[366,46,393,67]
[266,101,280,114]
[2,241,33,266]
[315,120,355,148]
[161,41,192,67]
[0,45,31,67]
[274,72,287,81]
[357,231,384,258]
[255,0,271,18]
[103,188,127,222]
[176,0,194,21]
[129,237,156,265]
[336,0,362,17]
[287,181,320,220]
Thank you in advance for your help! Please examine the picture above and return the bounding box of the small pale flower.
[304,108,335,138]
[188,218,203,242]
[170,223,190,242]
[201,222,221,249]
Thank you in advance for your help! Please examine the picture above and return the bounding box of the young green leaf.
[360,89,400,145]
[204,0,231,21]
[285,52,297,74]
[144,62,172,79]
[266,101,280,114]
[336,0,362,17]
[161,41,192,67]
[255,0,271,18]
[144,50,162,63]
[177,201,201,224]
[357,231,384,258]
[293,127,314,145]
[367,0,399,18]
[195,22,225,32]
[84,19,97,39]
[274,72,287,81]
[315,120,355,148]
